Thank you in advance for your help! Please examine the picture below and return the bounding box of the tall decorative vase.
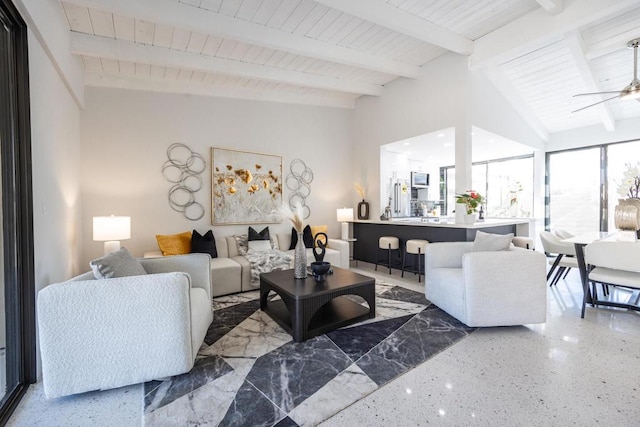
[293,232,307,279]
[357,199,370,220]
[464,213,477,225]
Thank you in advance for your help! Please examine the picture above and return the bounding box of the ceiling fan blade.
[572,94,620,113]
[573,91,623,97]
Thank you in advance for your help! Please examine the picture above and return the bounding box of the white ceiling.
[58,0,640,138]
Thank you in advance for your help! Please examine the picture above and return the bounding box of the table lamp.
[93,215,131,255]
[336,208,353,240]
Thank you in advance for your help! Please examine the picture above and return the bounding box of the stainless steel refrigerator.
[391,179,411,217]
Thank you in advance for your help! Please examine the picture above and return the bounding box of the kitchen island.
[352,218,530,265]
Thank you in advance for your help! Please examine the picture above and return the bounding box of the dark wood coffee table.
[260,267,376,342]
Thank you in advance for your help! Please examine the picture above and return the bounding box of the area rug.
[143,283,475,426]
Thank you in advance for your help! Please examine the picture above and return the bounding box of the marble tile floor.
[8,262,640,426]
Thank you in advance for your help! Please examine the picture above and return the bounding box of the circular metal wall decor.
[162,143,205,221]
[286,159,313,219]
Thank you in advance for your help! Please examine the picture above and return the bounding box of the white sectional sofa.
[146,232,349,297]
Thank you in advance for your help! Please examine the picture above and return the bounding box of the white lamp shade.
[93,216,131,241]
[336,208,354,223]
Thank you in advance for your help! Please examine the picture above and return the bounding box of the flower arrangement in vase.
[455,190,484,215]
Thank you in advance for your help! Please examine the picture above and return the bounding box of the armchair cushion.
[472,231,514,252]
[89,247,147,279]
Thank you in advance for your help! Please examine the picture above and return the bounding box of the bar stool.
[375,236,400,274]
[401,239,429,282]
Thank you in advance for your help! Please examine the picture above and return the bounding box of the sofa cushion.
[310,225,328,247]
[472,231,514,252]
[156,231,192,256]
[210,257,242,297]
[191,230,217,258]
[248,226,270,242]
[89,247,147,279]
[248,240,272,252]
[288,225,313,250]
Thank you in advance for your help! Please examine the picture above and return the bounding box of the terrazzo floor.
[8,262,640,426]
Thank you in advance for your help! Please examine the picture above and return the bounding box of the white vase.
[464,213,477,225]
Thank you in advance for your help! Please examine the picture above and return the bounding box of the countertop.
[353,217,531,229]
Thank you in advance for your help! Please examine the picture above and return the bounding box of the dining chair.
[539,231,578,286]
[584,240,640,315]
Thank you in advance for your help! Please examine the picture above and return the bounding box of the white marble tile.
[212,290,261,310]
[200,309,292,370]
[144,366,250,426]
[288,363,378,427]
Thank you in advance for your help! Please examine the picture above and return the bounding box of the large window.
[546,140,640,234]
[441,155,534,218]
[0,0,36,422]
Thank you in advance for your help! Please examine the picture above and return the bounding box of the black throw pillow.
[248,226,270,241]
[191,230,217,258]
[289,225,313,250]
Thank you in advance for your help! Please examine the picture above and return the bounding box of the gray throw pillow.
[472,231,514,252]
[90,247,147,279]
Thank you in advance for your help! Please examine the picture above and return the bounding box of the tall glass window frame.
[545,138,640,233]
[0,0,36,422]
[440,153,535,217]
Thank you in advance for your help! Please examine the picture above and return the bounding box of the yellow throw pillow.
[310,225,328,248]
[156,231,192,256]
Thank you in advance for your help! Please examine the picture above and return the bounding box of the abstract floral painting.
[211,147,282,224]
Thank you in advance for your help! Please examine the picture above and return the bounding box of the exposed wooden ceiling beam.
[565,31,615,131]
[470,0,640,69]
[84,70,356,109]
[536,0,564,14]
[70,33,384,96]
[64,0,420,78]
[313,0,474,55]
[482,64,550,142]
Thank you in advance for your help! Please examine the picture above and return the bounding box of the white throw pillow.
[472,231,514,252]
[89,247,147,279]
[248,240,272,252]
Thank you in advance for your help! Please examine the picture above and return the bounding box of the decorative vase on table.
[464,213,477,225]
[293,232,307,279]
[357,199,370,220]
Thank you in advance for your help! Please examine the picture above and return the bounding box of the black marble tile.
[245,335,352,413]
[356,308,475,386]
[219,381,287,427]
[204,299,261,345]
[326,314,414,362]
[378,285,431,306]
[144,355,233,412]
[274,416,300,427]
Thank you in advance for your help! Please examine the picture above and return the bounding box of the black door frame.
[0,0,36,422]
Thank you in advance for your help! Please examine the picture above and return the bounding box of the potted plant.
[456,190,484,224]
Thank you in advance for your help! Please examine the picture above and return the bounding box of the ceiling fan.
[572,38,640,113]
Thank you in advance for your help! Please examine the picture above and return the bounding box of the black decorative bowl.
[310,261,331,281]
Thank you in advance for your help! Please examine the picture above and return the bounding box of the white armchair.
[38,253,213,398]
[425,242,547,327]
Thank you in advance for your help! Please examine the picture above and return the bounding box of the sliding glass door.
[0,0,36,422]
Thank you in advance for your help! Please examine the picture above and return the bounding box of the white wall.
[28,29,83,377]
[353,53,468,216]
[79,88,353,267]
[546,116,640,152]
[353,52,544,216]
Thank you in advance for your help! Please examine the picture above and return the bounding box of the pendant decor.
[285,159,313,220]
[162,143,206,221]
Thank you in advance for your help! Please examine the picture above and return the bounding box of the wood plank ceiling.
[60,0,640,137]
